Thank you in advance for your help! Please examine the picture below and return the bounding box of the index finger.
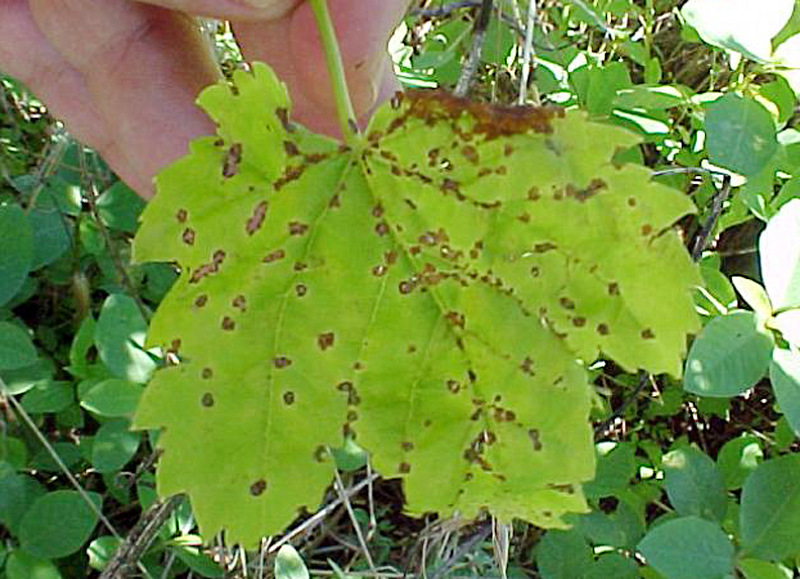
[134,0,300,20]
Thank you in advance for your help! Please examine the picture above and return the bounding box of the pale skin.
[0,0,410,198]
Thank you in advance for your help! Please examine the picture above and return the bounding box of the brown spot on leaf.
[372,265,387,277]
[597,323,610,335]
[401,441,414,451]
[371,204,384,218]
[202,368,213,379]
[446,311,466,329]
[232,295,246,311]
[263,249,286,264]
[520,357,535,376]
[222,143,243,178]
[318,332,335,351]
[274,356,292,369]
[447,380,461,394]
[641,328,655,339]
[250,479,267,496]
[641,224,653,236]
[283,141,300,156]
[608,282,620,296]
[347,410,358,422]
[528,428,543,451]
[328,194,341,208]
[176,209,188,223]
[559,297,576,310]
[295,284,307,297]
[182,228,195,246]
[399,281,414,295]
[246,201,268,235]
[201,393,214,407]
[194,295,208,308]
[221,317,236,331]
[534,242,557,253]
[627,197,637,207]
[375,221,390,236]
[573,317,587,327]
[288,221,309,236]
[398,462,411,474]
[461,145,479,164]
[276,108,294,132]
[283,391,295,405]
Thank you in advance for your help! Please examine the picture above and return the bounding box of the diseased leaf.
[133,64,699,544]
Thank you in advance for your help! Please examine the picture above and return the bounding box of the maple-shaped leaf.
[132,63,699,545]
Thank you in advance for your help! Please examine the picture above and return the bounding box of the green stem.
[310,0,361,147]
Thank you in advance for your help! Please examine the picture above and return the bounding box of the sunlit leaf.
[133,63,699,545]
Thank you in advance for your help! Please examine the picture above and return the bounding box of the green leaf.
[583,441,637,499]
[737,558,793,579]
[274,545,310,579]
[87,536,120,571]
[683,311,774,397]
[28,206,71,270]
[769,349,800,435]
[91,419,140,473]
[95,294,155,384]
[4,550,62,579]
[132,63,699,544]
[173,547,225,578]
[662,446,727,521]
[731,277,772,319]
[739,453,800,559]
[0,322,37,371]
[704,94,778,177]
[19,490,101,560]
[681,0,794,61]
[80,379,143,418]
[760,198,800,310]
[0,436,28,470]
[0,471,45,535]
[637,516,734,579]
[96,181,146,234]
[585,552,637,579]
[571,62,632,116]
[716,435,763,490]
[536,529,593,579]
[0,203,34,307]
[20,381,73,414]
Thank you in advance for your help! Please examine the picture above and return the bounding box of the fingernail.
[243,0,297,18]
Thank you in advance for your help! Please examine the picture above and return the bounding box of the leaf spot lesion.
[249,479,267,496]
[317,332,335,351]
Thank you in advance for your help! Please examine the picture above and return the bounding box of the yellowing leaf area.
[132,63,699,545]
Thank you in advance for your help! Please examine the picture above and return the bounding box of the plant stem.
[309,0,361,147]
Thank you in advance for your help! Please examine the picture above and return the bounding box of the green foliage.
[2,0,800,576]
[637,516,735,579]
[132,60,699,544]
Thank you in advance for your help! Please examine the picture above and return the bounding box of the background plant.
[0,1,799,577]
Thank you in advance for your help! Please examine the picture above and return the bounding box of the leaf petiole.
[309,0,363,148]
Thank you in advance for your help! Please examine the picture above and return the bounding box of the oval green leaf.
[80,379,143,417]
[95,294,155,384]
[704,94,778,177]
[0,322,38,371]
[91,419,140,473]
[637,516,734,579]
[739,453,800,559]
[274,545,310,579]
[19,490,101,560]
[684,311,774,397]
[716,435,763,490]
[0,204,34,307]
[663,446,726,521]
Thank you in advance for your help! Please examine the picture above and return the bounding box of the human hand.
[0,0,409,197]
